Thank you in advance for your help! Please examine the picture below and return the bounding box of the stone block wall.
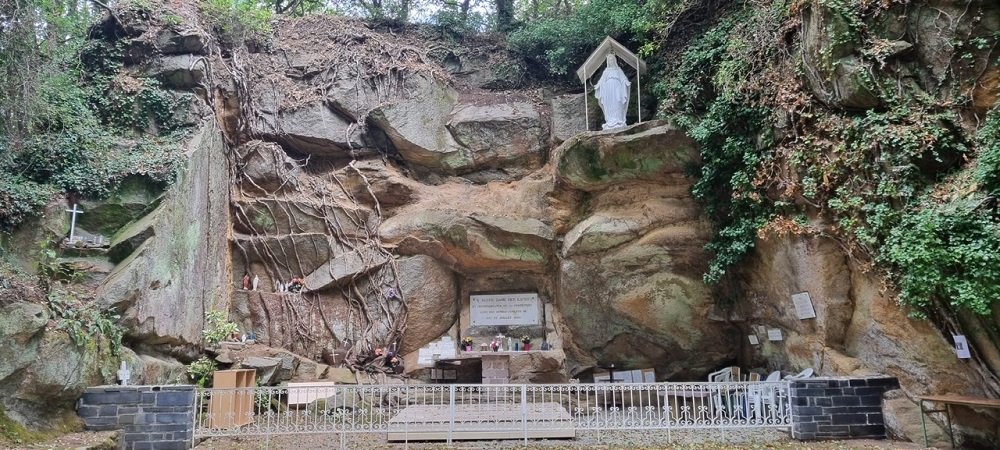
[482,354,510,384]
[790,376,899,440]
[77,385,196,450]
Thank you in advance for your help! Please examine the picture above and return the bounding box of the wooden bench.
[918,395,1000,448]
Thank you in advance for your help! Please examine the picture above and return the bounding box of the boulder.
[2,331,115,428]
[325,367,358,384]
[554,120,699,191]
[241,356,282,385]
[258,101,388,157]
[77,176,164,237]
[139,54,206,89]
[550,93,597,144]
[446,101,546,171]
[800,0,880,109]
[369,77,472,172]
[231,290,353,358]
[301,243,389,293]
[396,255,458,354]
[154,27,208,55]
[380,210,554,273]
[233,233,333,280]
[234,141,301,194]
[0,302,48,381]
[507,349,569,383]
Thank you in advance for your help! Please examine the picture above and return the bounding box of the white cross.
[66,204,83,244]
[117,361,131,386]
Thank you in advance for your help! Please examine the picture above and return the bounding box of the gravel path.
[195,429,933,450]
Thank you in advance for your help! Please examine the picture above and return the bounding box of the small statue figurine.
[252,274,259,291]
[242,272,250,290]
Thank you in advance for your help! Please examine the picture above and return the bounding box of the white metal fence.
[194,381,790,445]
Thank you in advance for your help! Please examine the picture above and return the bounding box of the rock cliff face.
[2,4,997,445]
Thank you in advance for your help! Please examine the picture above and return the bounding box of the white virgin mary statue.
[594,54,631,130]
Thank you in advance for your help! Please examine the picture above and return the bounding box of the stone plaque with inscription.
[470,293,541,326]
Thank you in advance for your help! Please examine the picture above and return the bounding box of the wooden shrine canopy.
[576,36,648,129]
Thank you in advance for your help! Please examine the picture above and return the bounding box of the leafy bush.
[200,0,273,46]
[46,290,124,356]
[0,175,58,230]
[975,107,1000,194]
[187,357,217,387]
[882,196,1000,316]
[203,309,239,345]
[506,0,652,80]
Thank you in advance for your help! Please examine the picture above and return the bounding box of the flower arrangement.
[462,337,474,346]
[521,335,531,344]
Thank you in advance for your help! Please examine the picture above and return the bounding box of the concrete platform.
[387,402,576,441]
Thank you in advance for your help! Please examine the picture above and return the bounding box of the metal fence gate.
[194,381,791,446]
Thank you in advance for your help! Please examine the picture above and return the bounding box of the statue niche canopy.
[577,37,648,131]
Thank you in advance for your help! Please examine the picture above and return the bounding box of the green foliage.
[46,290,124,356]
[0,3,186,230]
[882,195,1000,316]
[799,105,968,254]
[200,0,273,46]
[685,100,774,284]
[506,0,653,80]
[975,107,1000,194]
[203,309,240,345]
[0,176,58,230]
[187,356,217,387]
[656,14,774,285]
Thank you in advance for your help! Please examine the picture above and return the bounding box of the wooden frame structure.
[576,37,648,131]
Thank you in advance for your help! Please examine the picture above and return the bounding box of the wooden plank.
[387,402,576,441]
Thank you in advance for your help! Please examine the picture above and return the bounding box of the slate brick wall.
[77,385,195,450]
[790,377,899,440]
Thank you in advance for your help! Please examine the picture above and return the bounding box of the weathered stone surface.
[397,255,458,354]
[242,356,282,385]
[235,141,301,194]
[129,350,188,385]
[107,203,158,264]
[154,27,208,55]
[550,93,597,144]
[558,235,733,380]
[562,196,704,257]
[800,0,880,109]
[232,233,332,281]
[0,302,48,381]
[369,77,471,172]
[231,290,353,358]
[740,232,991,443]
[140,54,206,88]
[554,120,699,191]
[447,101,546,170]
[77,176,164,237]
[380,211,554,273]
[335,159,420,208]
[884,390,948,447]
[258,101,388,157]
[325,367,358,384]
[97,121,231,355]
[507,349,569,383]
[295,243,388,293]
[2,331,115,428]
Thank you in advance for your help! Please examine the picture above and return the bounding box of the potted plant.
[521,335,531,351]
[462,337,474,351]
